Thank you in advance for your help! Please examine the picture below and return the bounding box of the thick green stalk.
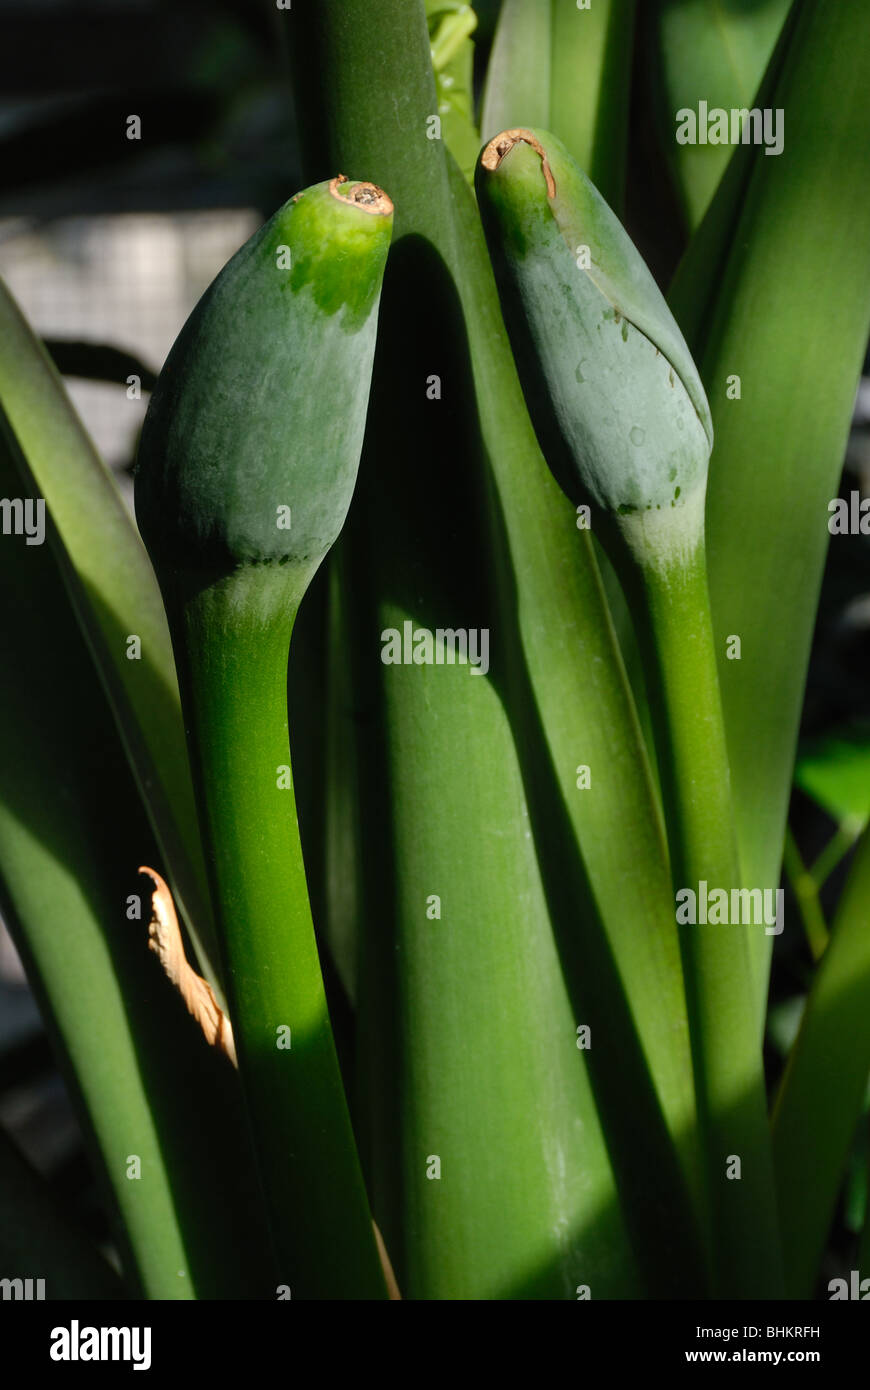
[0,278,219,986]
[624,539,738,902]
[620,534,782,1297]
[170,573,384,1298]
[669,0,870,1019]
[772,823,870,1297]
[319,548,364,1003]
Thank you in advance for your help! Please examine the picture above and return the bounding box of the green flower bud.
[476,128,713,570]
[135,177,393,591]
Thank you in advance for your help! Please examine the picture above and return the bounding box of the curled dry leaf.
[139,865,237,1067]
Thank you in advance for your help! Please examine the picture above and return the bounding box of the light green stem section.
[811,824,861,892]
[623,527,783,1297]
[170,569,386,1300]
[782,827,828,963]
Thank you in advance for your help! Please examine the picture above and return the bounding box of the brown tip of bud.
[329,176,394,217]
[480,129,556,198]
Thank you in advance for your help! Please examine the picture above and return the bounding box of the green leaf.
[480,0,551,141]
[650,0,793,230]
[426,0,480,182]
[794,729,870,829]
[0,277,220,988]
[481,0,636,213]
[669,0,870,1015]
[549,0,636,211]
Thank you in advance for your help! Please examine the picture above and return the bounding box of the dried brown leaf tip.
[139,866,237,1067]
[480,128,556,197]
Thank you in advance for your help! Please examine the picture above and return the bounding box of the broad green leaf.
[480,0,551,141]
[550,0,635,212]
[650,0,793,230]
[794,729,870,829]
[0,278,220,987]
[481,0,635,213]
[669,0,870,1017]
